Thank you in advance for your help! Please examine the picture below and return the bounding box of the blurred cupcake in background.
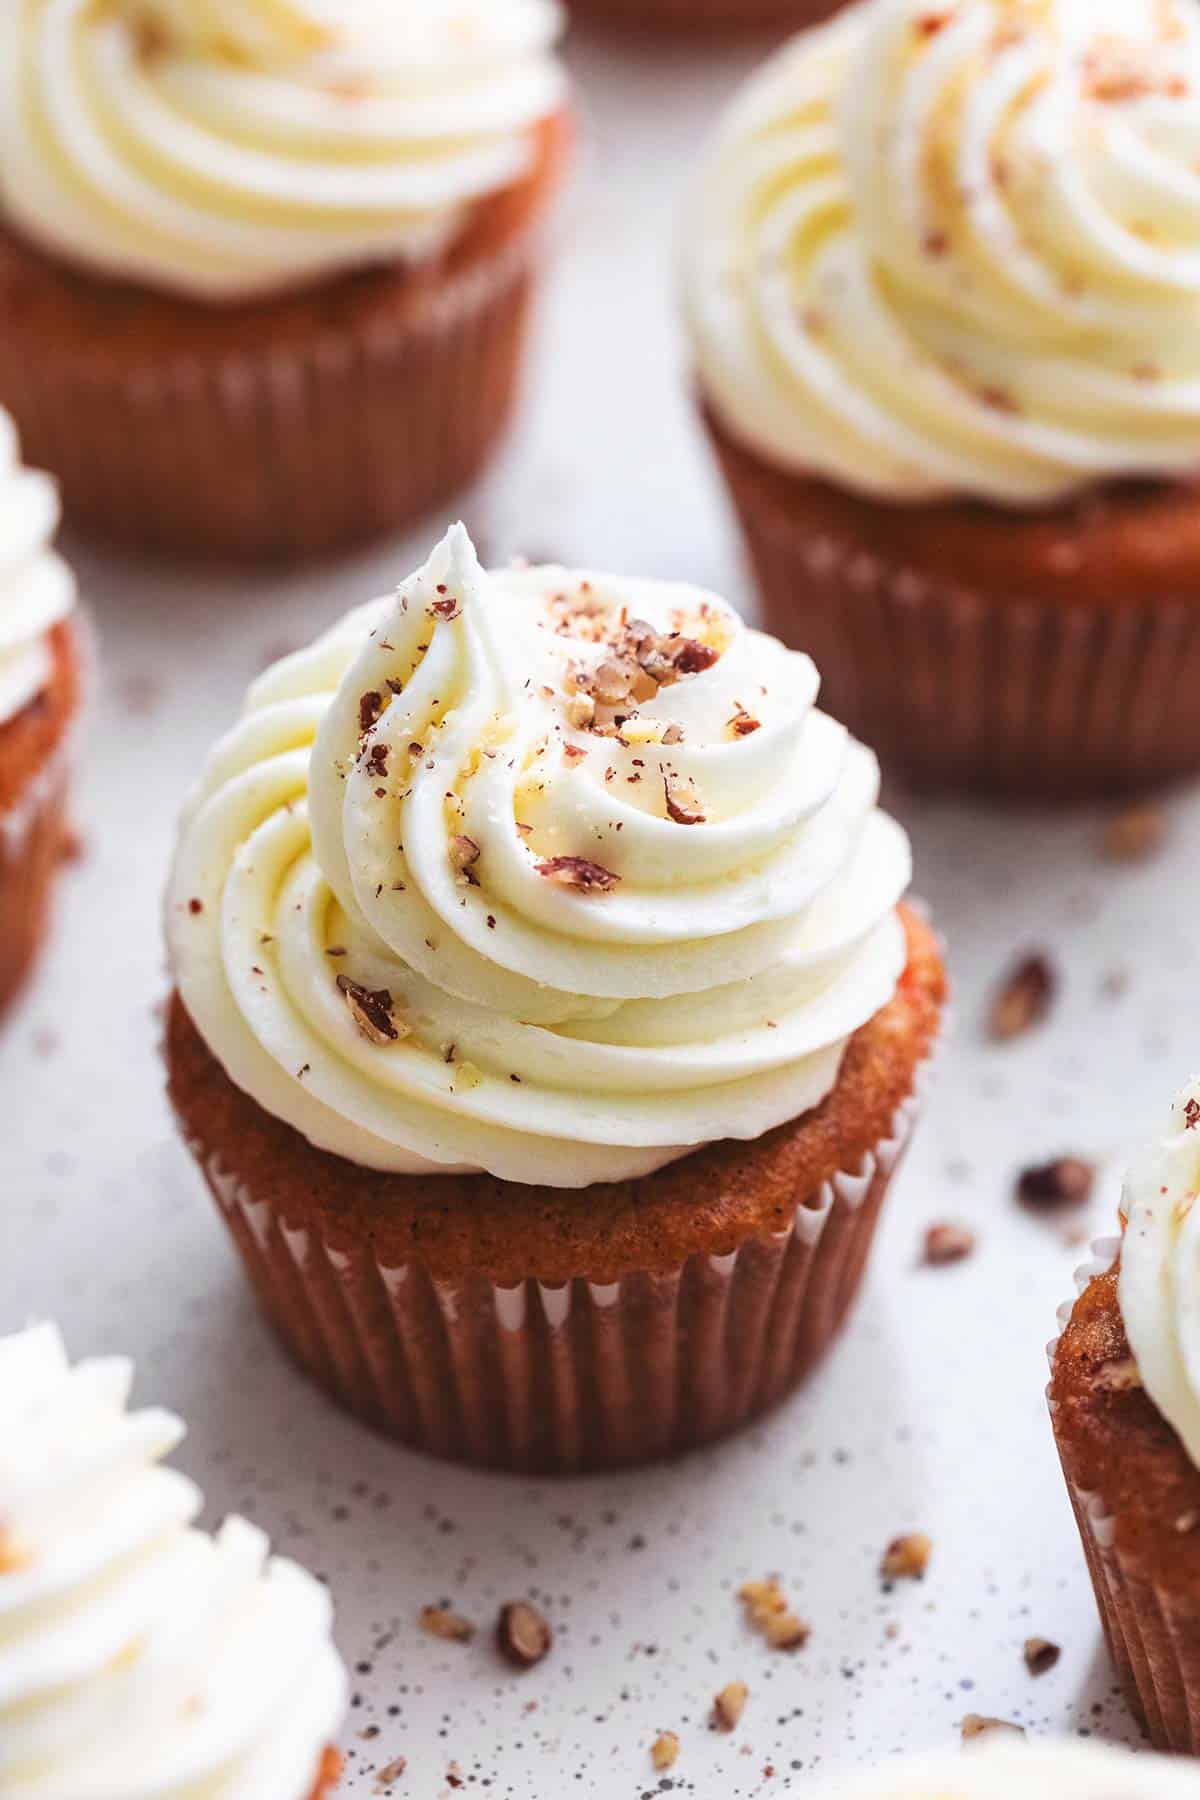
[164,524,944,1474]
[684,0,1200,800]
[0,407,79,1021]
[0,0,569,561]
[570,0,848,37]
[0,1321,346,1797]
[1050,1077,1200,1753]
[806,1739,1198,1797]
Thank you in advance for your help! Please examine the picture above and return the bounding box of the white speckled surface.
[2,22,1197,1798]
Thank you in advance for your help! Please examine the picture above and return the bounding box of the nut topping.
[1023,1637,1061,1676]
[535,856,620,893]
[922,1222,975,1266]
[650,1731,679,1772]
[663,773,706,826]
[880,1533,932,1581]
[496,1601,552,1669]
[961,1715,1025,1745]
[1016,1157,1095,1213]
[989,953,1056,1040]
[337,975,405,1045]
[418,1605,475,1643]
[710,1681,748,1733]
[739,1578,810,1652]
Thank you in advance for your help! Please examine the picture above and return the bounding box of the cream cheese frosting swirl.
[1,0,566,302]
[684,0,1200,507]
[0,1322,346,1800]
[167,525,911,1189]
[0,410,75,731]
[1119,1076,1200,1470]
[806,1740,1200,1798]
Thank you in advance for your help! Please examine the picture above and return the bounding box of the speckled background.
[1,22,1194,1798]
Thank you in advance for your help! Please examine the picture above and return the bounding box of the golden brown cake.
[163,527,944,1472]
[1050,1080,1200,1752]
[0,4,569,561]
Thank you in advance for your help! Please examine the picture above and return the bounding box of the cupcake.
[0,408,79,1020]
[683,0,1200,800]
[570,1,847,36]
[0,2,569,561]
[1050,1078,1200,1753]
[164,523,944,1474]
[806,1740,1197,1797]
[0,1321,346,1797]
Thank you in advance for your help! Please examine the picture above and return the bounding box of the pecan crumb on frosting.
[337,975,406,1045]
[535,856,620,893]
[358,690,384,736]
[663,772,706,826]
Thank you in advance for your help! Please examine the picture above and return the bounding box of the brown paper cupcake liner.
[0,234,540,564]
[712,430,1200,801]
[0,735,70,1018]
[570,0,846,31]
[186,1050,934,1475]
[1047,1239,1200,1752]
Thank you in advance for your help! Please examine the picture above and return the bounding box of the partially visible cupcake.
[0,408,79,1020]
[164,523,944,1474]
[0,1,569,561]
[570,1,847,35]
[1051,1078,1200,1753]
[0,1321,346,1797]
[684,0,1200,800]
[806,1739,1197,1797]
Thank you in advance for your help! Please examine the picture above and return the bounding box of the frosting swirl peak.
[685,0,1200,506]
[168,526,911,1188]
[0,409,75,729]
[1,0,566,301]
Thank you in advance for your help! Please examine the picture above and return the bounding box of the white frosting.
[684,0,1200,507]
[1,0,566,301]
[807,1740,1200,1798]
[1119,1076,1200,1468]
[0,1323,346,1799]
[166,524,912,1189]
[0,411,75,731]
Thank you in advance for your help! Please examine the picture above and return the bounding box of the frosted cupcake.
[684,0,1200,799]
[0,1321,346,1797]
[807,1740,1199,1797]
[165,524,944,1473]
[0,1,568,561]
[0,408,79,1019]
[1051,1077,1200,1753]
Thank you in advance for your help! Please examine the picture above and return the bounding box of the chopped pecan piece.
[450,835,481,884]
[359,690,384,735]
[739,1577,810,1652]
[1016,1157,1094,1212]
[535,856,620,893]
[496,1601,553,1669]
[663,773,705,826]
[922,1222,975,1266]
[337,975,405,1045]
[430,596,461,621]
[961,1715,1025,1744]
[880,1533,931,1581]
[989,952,1056,1040]
[650,1732,679,1772]
[1023,1637,1061,1676]
[418,1605,474,1643]
[710,1681,748,1733]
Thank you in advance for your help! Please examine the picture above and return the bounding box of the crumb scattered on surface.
[1016,1156,1095,1213]
[418,1605,475,1644]
[962,1715,1025,1744]
[739,1577,810,1651]
[710,1681,749,1732]
[880,1533,931,1581]
[495,1601,553,1669]
[989,953,1056,1041]
[921,1222,975,1266]
[1101,805,1167,864]
[650,1730,680,1771]
[1023,1637,1061,1676]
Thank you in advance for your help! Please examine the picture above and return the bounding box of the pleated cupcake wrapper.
[0,734,69,1016]
[713,430,1200,801]
[189,1044,936,1475]
[1,233,540,562]
[1047,1237,1200,1752]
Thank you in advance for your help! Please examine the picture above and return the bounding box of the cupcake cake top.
[0,1322,346,1798]
[806,1740,1198,1796]
[0,0,566,301]
[683,0,1200,507]
[167,525,912,1189]
[1119,1076,1200,1468]
[0,409,75,729]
